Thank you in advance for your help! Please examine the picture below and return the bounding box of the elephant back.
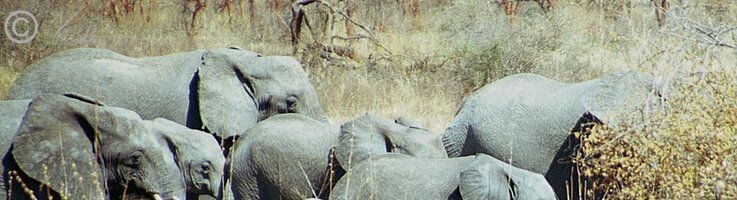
[229,113,340,199]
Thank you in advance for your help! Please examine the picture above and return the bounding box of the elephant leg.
[230,169,262,199]
[229,145,263,200]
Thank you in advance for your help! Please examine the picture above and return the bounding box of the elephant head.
[10,94,186,199]
[197,48,327,138]
[581,70,662,125]
[335,114,447,170]
[460,154,556,200]
[146,118,226,198]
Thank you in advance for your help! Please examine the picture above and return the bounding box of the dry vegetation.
[1,0,736,198]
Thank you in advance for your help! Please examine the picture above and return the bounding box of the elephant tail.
[442,123,468,158]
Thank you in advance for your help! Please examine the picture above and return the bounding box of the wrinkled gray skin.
[6,47,327,139]
[227,114,341,200]
[0,99,31,200]
[442,70,661,198]
[4,94,186,199]
[144,118,226,199]
[330,154,555,200]
[334,113,448,171]
[0,97,226,200]
[330,114,555,200]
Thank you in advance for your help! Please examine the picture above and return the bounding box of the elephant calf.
[0,94,225,200]
[227,113,341,200]
[330,154,556,200]
[226,113,449,200]
[331,114,556,199]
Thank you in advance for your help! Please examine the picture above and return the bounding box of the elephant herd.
[0,47,662,200]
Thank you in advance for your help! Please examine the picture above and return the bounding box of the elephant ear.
[150,118,225,196]
[463,155,557,200]
[460,154,513,200]
[581,70,659,125]
[335,114,446,170]
[11,94,105,199]
[335,114,388,171]
[394,116,426,131]
[197,50,260,138]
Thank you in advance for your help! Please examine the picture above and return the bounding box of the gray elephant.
[0,99,31,199]
[4,94,186,199]
[0,94,226,200]
[5,46,326,140]
[144,118,226,199]
[330,114,556,199]
[226,113,341,200]
[442,70,661,199]
[333,113,448,170]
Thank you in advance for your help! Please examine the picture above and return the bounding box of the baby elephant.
[330,154,556,200]
[0,94,225,200]
[331,114,555,199]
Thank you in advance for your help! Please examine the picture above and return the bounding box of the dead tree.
[495,0,553,24]
[345,1,355,37]
[289,0,316,47]
[651,0,668,27]
[288,0,390,57]
[104,0,155,23]
[183,0,206,36]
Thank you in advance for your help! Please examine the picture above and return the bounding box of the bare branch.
[311,1,392,55]
[331,34,373,41]
[297,0,316,6]
[314,0,374,37]
[692,25,737,49]
[666,16,737,50]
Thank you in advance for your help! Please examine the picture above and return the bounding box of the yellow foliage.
[576,72,737,198]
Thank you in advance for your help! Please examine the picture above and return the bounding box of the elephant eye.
[200,162,211,173]
[124,151,143,168]
[286,97,298,111]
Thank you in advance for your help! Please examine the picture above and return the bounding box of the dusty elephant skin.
[227,114,341,200]
[442,70,661,199]
[2,94,185,199]
[144,118,226,199]
[5,47,326,139]
[330,154,555,200]
[330,114,555,200]
[0,94,227,200]
[334,113,448,171]
[0,99,30,200]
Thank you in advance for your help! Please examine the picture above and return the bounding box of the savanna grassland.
[1,0,736,198]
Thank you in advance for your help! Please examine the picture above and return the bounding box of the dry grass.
[1,0,736,198]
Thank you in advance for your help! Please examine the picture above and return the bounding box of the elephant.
[441,70,662,199]
[333,113,448,171]
[144,118,226,199]
[226,113,445,200]
[330,114,556,199]
[330,154,555,200]
[0,99,31,199]
[4,94,186,199]
[0,94,226,200]
[5,46,327,140]
[226,113,341,200]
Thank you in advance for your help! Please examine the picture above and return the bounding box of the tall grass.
[1,0,736,197]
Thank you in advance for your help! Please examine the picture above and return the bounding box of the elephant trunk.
[258,93,327,123]
[158,176,186,200]
[303,97,328,123]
